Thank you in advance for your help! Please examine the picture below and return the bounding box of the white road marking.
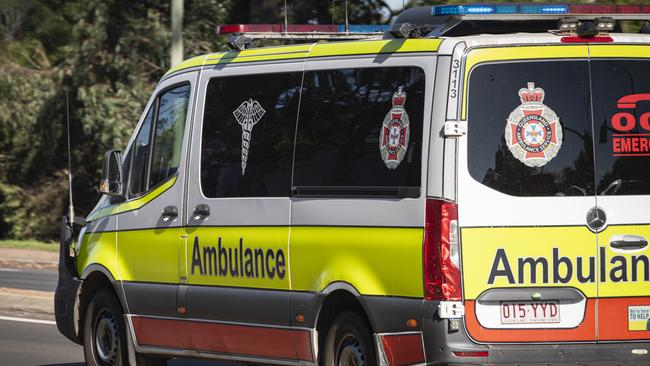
[0,268,20,272]
[0,315,56,325]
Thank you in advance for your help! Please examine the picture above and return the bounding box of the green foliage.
[0,0,231,241]
[288,0,389,24]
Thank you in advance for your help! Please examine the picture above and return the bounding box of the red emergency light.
[568,4,650,14]
[217,24,341,35]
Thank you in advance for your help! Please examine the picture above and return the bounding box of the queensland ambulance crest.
[379,86,410,169]
[504,82,563,167]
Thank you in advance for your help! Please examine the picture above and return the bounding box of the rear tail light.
[424,199,461,301]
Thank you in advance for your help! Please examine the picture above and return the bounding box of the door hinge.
[444,120,467,137]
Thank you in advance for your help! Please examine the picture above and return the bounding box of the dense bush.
[0,0,231,240]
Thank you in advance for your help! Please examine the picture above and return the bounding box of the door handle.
[193,204,210,219]
[609,235,648,251]
[161,206,178,221]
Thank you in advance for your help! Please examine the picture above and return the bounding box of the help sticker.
[628,306,650,331]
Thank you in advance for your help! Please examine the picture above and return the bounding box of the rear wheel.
[323,312,376,366]
[83,289,128,366]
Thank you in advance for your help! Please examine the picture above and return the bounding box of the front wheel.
[323,312,376,366]
[83,289,128,366]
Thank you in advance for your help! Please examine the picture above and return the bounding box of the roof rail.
[389,4,650,38]
[217,24,389,51]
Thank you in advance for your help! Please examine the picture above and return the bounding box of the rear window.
[293,66,426,197]
[467,61,595,197]
[592,59,650,196]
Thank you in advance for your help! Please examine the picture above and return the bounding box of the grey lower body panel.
[486,343,650,365]
[362,295,424,333]
[121,281,179,318]
[420,300,650,366]
[421,300,488,365]
[187,284,291,326]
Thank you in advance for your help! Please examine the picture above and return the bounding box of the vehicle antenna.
[344,0,349,32]
[283,0,288,33]
[65,80,75,226]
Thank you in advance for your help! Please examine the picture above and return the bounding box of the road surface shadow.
[39,359,228,365]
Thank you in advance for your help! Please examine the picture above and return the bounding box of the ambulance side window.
[592,60,650,195]
[127,83,190,198]
[293,67,425,194]
[200,72,301,198]
[127,107,154,197]
[149,84,190,187]
[467,61,595,197]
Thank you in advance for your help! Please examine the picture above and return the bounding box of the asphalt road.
[0,269,230,365]
[0,318,85,366]
[0,267,58,292]
[0,318,234,366]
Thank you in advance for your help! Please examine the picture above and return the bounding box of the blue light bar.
[432,3,569,16]
[520,4,569,14]
[339,24,390,33]
[495,5,518,14]
[433,5,495,15]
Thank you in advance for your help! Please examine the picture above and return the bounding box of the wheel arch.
[78,264,128,341]
[315,282,376,348]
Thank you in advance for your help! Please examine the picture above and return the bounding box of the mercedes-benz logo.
[586,207,607,232]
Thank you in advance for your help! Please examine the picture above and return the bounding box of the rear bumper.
[483,343,650,365]
[420,300,650,365]
[54,216,82,344]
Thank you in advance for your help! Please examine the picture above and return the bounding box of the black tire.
[323,312,376,366]
[82,289,128,366]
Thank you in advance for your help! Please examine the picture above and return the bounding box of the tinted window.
[150,84,190,188]
[200,72,301,198]
[467,61,594,197]
[592,60,650,195]
[293,67,425,195]
[127,83,190,198]
[128,107,154,196]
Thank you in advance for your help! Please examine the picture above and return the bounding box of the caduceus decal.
[232,99,266,175]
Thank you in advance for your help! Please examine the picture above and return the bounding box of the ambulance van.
[55,4,650,366]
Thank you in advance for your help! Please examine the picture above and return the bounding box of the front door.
[115,76,195,346]
[184,62,304,361]
[589,47,650,341]
[459,46,600,343]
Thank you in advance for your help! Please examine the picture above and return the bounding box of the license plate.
[500,301,560,324]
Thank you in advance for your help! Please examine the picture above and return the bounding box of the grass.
[0,239,59,252]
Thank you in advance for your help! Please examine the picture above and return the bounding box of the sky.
[386,0,408,11]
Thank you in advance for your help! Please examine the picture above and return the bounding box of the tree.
[0,0,232,240]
